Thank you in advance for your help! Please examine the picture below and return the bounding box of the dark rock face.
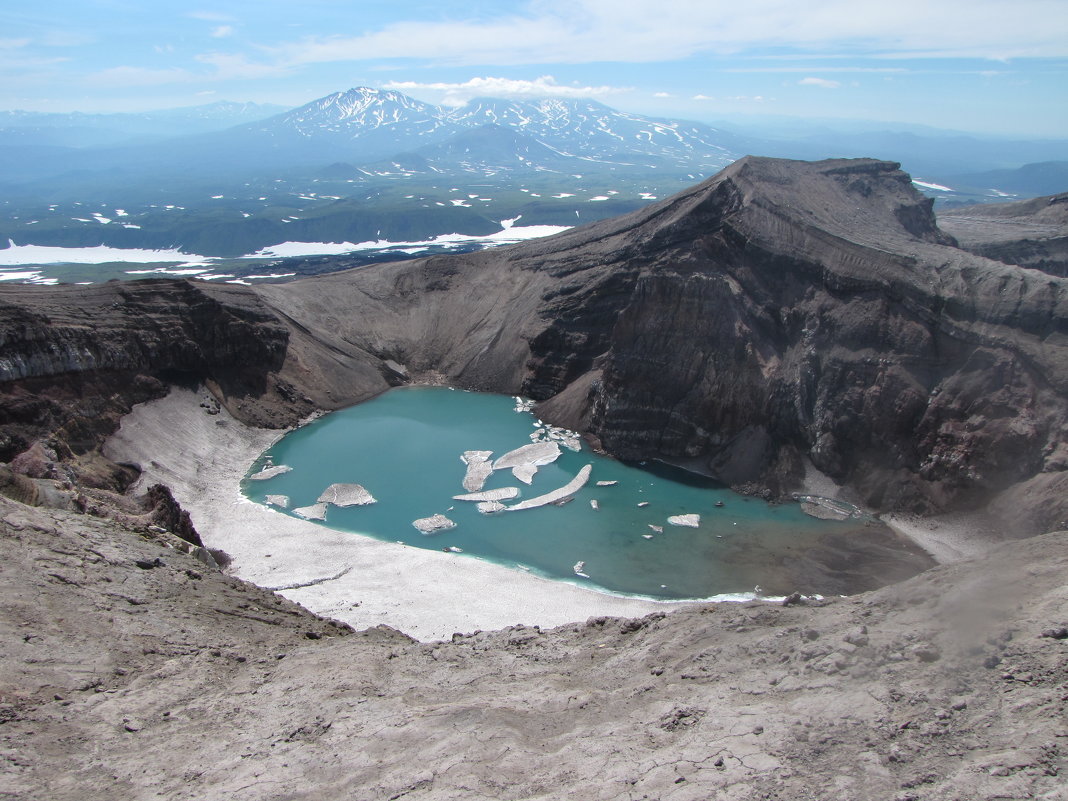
[938,193,1068,278]
[0,279,298,513]
[0,280,286,389]
[261,157,1067,523]
[0,279,291,460]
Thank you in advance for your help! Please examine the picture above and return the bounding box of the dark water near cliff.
[242,387,878,600]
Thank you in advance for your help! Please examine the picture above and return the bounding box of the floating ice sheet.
[293,502,328,520]
[493,441,561,470]
[508,464,592,511]
[667,514,701,528]
[412,514,457,535]
[453,487,520,502]
[460,450,494,492]
[249,464,292,481]
[317,483,376,507]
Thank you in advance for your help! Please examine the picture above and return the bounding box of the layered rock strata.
[938,192,1068,277]
[256,157,1068,523]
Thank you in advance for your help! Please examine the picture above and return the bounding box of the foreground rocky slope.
[2,157,1066,528]
[2,496,1065,800]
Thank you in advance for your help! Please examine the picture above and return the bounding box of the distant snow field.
[250,222,572,259]
[911,179,954,192]
[0,240,204,265]
[0,219,573,278]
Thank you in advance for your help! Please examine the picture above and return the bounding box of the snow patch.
[912,179,954,192]
[0,240,207,266]
[248,223,571,259]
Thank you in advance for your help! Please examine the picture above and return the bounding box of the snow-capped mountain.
[259,88,446,141]
[246,87,737,173]
[446,97,735,170]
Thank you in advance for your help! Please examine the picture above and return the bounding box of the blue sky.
[2,0,1066,136]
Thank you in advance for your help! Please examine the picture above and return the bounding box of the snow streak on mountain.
[252,88,737,172]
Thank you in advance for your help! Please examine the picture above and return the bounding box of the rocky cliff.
[257,157,1068,524]
[938,192,1068,278]
[0,279,294,476]
[2,157,1067,527]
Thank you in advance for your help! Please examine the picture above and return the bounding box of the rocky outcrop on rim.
[938,192,1068,278]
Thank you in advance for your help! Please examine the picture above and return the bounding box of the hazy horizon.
[2,1,1066,138]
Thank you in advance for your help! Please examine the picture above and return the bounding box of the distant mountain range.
[0,101,289,148]
[236,88,736,173]
[1,87,1066,269]
[0,88,740,195]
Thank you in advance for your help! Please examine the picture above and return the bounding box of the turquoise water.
[242,387,866,600]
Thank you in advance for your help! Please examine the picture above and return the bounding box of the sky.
[2,0,1066,137]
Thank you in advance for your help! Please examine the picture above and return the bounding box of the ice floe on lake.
[413,514,457,535]
[460,450,494,492]
[249,464,292,481]
[667,514,700,528]
[508,464,592,511]
[317,483,376,507]
[493,441,562,470]
[293,502,328,521]
[453,487,520,502]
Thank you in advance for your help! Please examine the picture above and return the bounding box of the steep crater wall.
[0,280,294,466]
[2,157,1067,531]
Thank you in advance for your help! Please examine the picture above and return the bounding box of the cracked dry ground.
[1,495,1066,801]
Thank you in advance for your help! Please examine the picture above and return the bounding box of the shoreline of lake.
[105,385,1002,642]
[105,387,667,641]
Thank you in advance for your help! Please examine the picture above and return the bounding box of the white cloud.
[261,0,1068,68]
[210,26,234,39]
[85,66,195,88]
[195,53,291,80]
[189,11,234,22]
[728,66,907,74]
[0,38,30,49]
[798,76,841,88]
[654,91,674,97]
[382,75,629,105]
[84,53,288,88]
[691,94,715,100]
